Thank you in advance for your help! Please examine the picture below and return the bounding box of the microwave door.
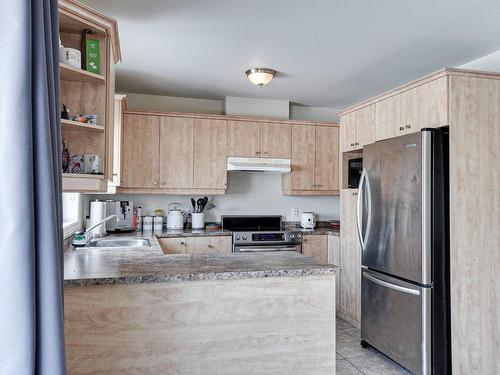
[362,133,425,284]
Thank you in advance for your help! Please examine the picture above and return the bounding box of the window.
[62,193,82,238]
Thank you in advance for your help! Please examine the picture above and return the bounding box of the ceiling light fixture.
[245,68,276,87]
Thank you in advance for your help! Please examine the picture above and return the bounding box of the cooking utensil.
[204,202,216,211]
[191,198,196,212]
[196,198,204,213]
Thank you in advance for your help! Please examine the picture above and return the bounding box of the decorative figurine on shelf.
[61,104,70,120]
[62,140,70,173]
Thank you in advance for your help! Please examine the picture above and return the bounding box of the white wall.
[459,49,500,73]
[290,104,340,123]
[124,93,225,114]
[225,97,290,119]
[86,173,339,222]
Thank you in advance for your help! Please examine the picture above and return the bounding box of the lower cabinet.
[339,189,362,328]
[159,236,232,255]
[302,234,328,263]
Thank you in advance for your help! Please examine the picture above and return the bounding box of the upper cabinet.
[121,114,160,188]
[282,124,340,195]
[375,77,448,141]
[340,74,450,148]
[340,105,375,152]
[193,119,228,189]
[59,0,121,192]
[227,120,291,159]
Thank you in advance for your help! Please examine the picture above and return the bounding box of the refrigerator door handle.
[356,169,366,249]
[363,272,420,296]
[356,168,372,250]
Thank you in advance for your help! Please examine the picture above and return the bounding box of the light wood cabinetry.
[158,237,186,255]
[374,77,449,141]
[260,122,291,158]
[283,124,340,195]
[121,114,160,188]
[340,105,375,152]
[302,235,328,263]
[185,236,232,255]
[339,189,361,328]
[159,117,194,188]
[315,126,340,191]
[338,68,500,373]
[228,120,291,158]
[228,120,261,157]
[158,236,232,255]
[193,118,228,189]
[58,1,121,192]
[328,235,341,312]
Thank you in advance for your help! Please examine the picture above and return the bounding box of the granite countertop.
[64,246,339,287]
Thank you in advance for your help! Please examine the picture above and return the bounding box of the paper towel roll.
[89,200,107,237]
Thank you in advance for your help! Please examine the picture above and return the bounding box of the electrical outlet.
[291,208,299,219]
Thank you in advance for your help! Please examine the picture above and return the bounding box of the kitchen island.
[64,238,339,374]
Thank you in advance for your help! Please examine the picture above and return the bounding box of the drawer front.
[158,237,186,254]
[185,236,232,254]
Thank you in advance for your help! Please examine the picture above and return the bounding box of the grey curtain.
[0,0,66,374]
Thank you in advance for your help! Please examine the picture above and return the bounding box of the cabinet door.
[185,236,232,254]
[328,235,341,312]
[340,189,362,328]
[121,114,160,188]
[354,104,375,148]
[302,235,328,263]
[374,95,403,141]
[159,117,194,188]
[340,113,356,152]
[193,119,228,189]
[289,124,315,190]
[260,122,291,158]
[314,126,339,190]
[227,120,261,157]
[403,77,448,132]
[158,237,186,255]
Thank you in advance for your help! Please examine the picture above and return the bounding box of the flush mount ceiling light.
[245,68,276,87]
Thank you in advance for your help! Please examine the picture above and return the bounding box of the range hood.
[227,157,291,173]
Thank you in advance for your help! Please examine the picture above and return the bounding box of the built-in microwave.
[348,158,363,188]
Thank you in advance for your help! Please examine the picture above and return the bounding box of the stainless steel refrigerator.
[358,129,451,375]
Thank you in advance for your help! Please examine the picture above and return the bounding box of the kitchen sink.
[87,238,151,248]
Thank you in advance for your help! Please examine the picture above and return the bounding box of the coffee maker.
[105,200,134,232]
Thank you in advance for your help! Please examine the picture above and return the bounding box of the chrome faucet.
[72,215,119,247]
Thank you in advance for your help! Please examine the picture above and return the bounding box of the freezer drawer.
[361,269,431,375]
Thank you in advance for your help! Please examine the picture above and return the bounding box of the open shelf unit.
[60,63,106,84]
[61,118,105,132]
[58,0,121,192]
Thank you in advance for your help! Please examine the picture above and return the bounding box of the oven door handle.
[235,246,300,252]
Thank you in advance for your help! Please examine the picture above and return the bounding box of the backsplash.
[84,173,340,222]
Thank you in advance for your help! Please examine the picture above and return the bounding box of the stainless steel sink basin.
[87,238,151,248]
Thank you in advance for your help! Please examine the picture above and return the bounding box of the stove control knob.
[289,234,295,239]
[242,235,247,240]
[235,235,240,240]
[296,233,301,239]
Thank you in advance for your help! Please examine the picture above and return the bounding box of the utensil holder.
[191,213,205,230]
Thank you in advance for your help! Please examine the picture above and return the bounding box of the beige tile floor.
[336,318,412,375]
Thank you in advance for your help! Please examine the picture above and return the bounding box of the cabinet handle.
[161,181,166,185]
[317,184,323,187]
[255,151,261,155]
[406,125,411,129]
[399,126,405,131]
[208,244,213,248]
[180,242,185,245]
[355,142,359,146]
[263,151,268,154]
[153,181,158,185]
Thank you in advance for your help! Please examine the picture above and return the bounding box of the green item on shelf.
[83,32,100,74]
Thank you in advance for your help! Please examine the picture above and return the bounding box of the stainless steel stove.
[221,215,302,253]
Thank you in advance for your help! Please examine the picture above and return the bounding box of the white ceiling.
[81,0,500,108]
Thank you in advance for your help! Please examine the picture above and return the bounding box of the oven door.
[233,244,302,253]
